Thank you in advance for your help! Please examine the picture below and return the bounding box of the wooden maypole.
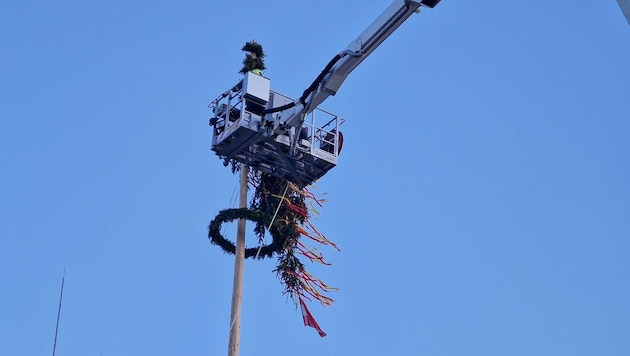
[227,40,264,356]
[227,166,248,356]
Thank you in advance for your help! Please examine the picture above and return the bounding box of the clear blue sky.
[2,1,629,355]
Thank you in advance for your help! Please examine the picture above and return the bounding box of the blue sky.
[1,1,629,355]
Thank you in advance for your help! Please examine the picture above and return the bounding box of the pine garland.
[207,170,339,306]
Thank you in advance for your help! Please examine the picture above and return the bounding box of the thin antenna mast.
[52,268,65,356]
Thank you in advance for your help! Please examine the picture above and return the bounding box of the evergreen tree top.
[239,40,266,74]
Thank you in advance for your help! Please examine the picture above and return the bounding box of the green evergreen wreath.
[208,208,286,259]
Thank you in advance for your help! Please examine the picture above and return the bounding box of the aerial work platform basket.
[209,72,343,187]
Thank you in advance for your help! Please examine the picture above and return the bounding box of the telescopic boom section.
[275,0,440,129]
[314,0,439,109]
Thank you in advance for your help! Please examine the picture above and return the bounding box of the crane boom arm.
[269,0,440,129]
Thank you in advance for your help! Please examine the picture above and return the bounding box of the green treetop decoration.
[239,40,266,74]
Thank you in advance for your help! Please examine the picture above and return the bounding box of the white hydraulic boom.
[270,0,440,129]
[209,0,440,187]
